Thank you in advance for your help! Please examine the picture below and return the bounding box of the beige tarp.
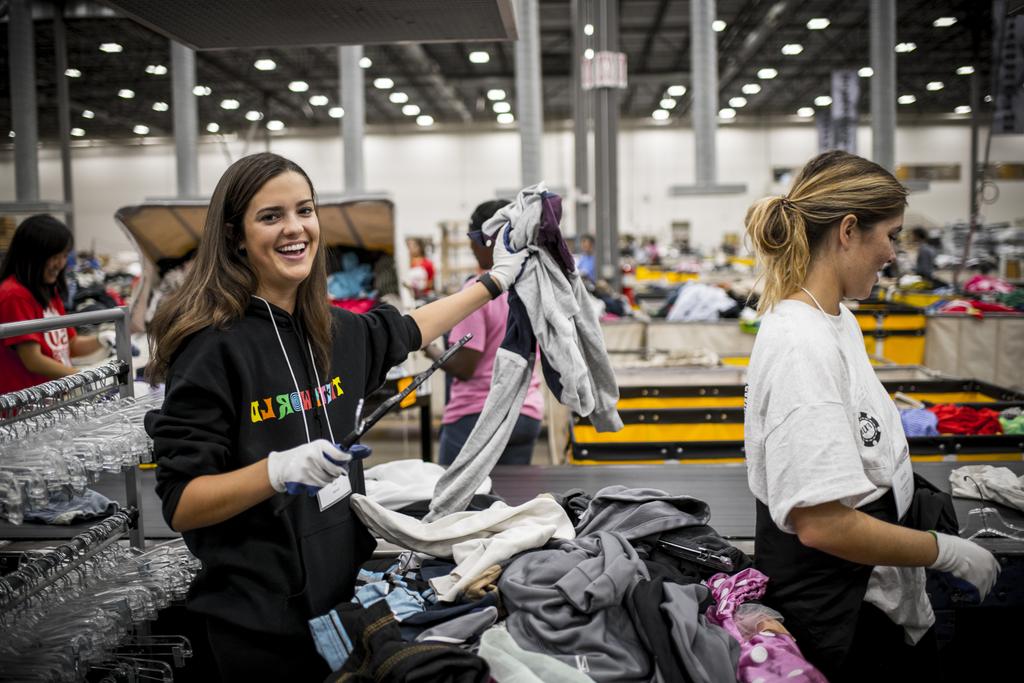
[925,315,1024,391]
[115,196,396,265]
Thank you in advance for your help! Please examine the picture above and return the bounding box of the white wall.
[2,123,1022,260]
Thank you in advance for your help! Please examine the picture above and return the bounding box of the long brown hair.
[745,150,907,312]
[147,153,332,382]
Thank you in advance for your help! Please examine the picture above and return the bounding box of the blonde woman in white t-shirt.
[743,150,998,682]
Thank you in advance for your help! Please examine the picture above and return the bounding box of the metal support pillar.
[515,0,544,186]
[572,0,593,239]
[171,42,199,197]
[668,0,744,197]
[593,0,620,287]
[339,45,365,193]
[10,0,40,202]
[53,2,75,235]
[691,0,717,186]
[870,0,896,171]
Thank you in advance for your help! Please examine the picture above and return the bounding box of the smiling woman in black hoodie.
[145,153,527,681]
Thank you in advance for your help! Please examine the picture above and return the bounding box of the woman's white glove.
[929,532,1001,601]
[267,439,351,495]
[488,223,530,292]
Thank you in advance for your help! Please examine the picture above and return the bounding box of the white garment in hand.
[930,532,1001,600]
[350,493,574,559]
[266,439,349,493]
[364,459,491,510]
[950,465,1024,512]
[488,222,531,291]
[430,525,557,602]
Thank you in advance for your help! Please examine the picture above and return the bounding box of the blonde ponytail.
[745,151,907,313]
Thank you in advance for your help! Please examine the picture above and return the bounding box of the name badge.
[892,445,914,519]
[317,475,352,511]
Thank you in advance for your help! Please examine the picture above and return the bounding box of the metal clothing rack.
[0,508,136,613]
[0,307,144,547]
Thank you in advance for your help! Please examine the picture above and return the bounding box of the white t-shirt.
[745,299,933,642]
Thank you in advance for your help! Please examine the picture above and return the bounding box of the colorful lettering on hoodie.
[249,376,345,423]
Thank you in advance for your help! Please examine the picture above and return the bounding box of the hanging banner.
[992,15,1024,135]
[829,69,860,154]
[582,51,628,90]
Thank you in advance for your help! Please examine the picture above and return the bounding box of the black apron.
[754,474,956,680]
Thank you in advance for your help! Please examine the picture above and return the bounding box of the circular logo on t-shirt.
[859,412,881,447]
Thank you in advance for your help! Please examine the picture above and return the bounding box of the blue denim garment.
[309,609,355,671]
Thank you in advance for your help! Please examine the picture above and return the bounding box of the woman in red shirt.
[0,215,102,393]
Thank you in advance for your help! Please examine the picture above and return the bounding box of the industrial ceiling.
[0,0,995,141]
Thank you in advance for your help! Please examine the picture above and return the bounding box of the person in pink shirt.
[426,199,544,465]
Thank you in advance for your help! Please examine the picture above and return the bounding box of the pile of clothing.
[307,484,825,683]
[658,281,747,322]
[899,404,1013,437]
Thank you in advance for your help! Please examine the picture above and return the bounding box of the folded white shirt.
[950,465,1024,512]
[364,459,492,510]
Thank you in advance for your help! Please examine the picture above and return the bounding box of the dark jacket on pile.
[147,299,420,637]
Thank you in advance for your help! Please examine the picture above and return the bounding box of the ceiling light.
[496,112,515,124]
[373,77,394,89]
[894,42,916,53]
[254,59,276,71]
[858,66,874,77]
[926,81,944,91]
[416,115,435,127]
[309,94,329,106]
[814,95,832,106]
[781,44,804,55]
[667,85,687,97]
[289,81,309,93]
[389,91,409,104]
[584,48,595,60]
[64,68,81,78]
[245,110,263,121]
[118,89,134,99]
[81,110,95,119]
[741,83,761,95]
[719,107,737,119]
[660,98,677,109]
[152,101,169,112]
[797,107,815,118]
[70,128,85,137]
[807,18,830,30]
[469,51,490,64]
[493,101,511,113]
[7,131,14,138]
[487,89,506,101]
[206,122,220,133]
[329,107,345,118]
[359,57,372,69]
[266,120,285,131]
[132,124,149,135]
[145,64,167,75]
[652,109,670,121]
[402,104,421,116]
[99,42,122,53]
[757,68,778,79]
[712,20,727,32]
[220,99,240,110]
[933,17,957,28]
[897,94,917,104]
[193,85,212,96]
[985,94,993,103]
[584,23,594,36]
[729,96,747,108]
[954,105,971,114]
[957,65,975,75]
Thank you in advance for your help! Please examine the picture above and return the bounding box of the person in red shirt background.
[0,215,103,393]
[405,237,435,299]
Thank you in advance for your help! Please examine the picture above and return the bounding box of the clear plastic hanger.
[957,474,1024,541]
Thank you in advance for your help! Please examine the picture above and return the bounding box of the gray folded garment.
[415,606,499,644]
[574,485,712,540]
[499,531,652,682]
[661,582,740,683]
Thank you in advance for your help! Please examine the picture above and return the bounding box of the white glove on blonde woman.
[488,223,530,292]
[929,532,1001,600]
[267,439,351,495]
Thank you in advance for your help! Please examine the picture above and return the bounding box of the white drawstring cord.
[254,296,311,445]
